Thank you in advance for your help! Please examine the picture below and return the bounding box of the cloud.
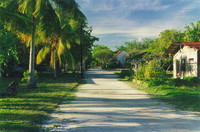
[78,0,172,37]
[176,0,200,17]
[120,0,170,11]
[79,0,170,12]
[76,0,200,49]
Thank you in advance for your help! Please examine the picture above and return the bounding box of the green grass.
[130,81,200,112]
[0,76,82,132]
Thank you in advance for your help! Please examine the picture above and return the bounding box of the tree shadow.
[43,96,200,132]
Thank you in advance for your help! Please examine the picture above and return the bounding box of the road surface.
[41,69,200,132]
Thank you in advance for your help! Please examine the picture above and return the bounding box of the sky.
[76,0,200,50]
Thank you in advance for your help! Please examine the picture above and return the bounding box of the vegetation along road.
[41,69,200,132]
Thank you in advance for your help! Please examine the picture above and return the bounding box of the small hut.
[114,50,128,67]
[165,42,200,78]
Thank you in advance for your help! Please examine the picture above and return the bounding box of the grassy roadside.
[124,79,200,112]
[0,76,82,132]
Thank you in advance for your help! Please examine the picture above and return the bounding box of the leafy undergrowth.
[132,82,200,112]
[0,77,20,93]
[0,76,82,132]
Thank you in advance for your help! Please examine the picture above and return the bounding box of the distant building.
[114,50,128,67]
[166,42,200,78]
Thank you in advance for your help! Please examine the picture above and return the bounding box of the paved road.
[42,69,200,132]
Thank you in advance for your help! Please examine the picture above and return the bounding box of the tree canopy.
[184,20,200,42]
[0,22,20,78]
[0,0,97,83]
[92,45,113,68]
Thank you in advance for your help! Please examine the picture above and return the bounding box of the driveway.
[41,69,200,132]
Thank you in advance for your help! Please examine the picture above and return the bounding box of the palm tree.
[35,0,87,78]
[36,37,75,78]
[0,0,86,88]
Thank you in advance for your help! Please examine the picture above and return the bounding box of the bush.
[134,60,166,86]
[135,65,145,80]
[183,77,200,86]
[145,60,166,86]
[144,60,166,82]
[167,77,200,87]
[107,59,120,68]
[21,70,39,83]
[119,69,134,79]
[167,78,183,87]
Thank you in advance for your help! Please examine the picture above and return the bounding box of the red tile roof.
[181,42,200,50]
[114,50,123,57]
[165,42,200,56]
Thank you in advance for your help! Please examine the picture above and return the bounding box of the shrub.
[144,60,166,86]
[119,69,134,79]
[183,77,200,86]
[145,60,166,81]
[167,78,183,87]
[135,65,145,80]
[167,77,200,87]
[21,70,39,83]
[107,59,120,68]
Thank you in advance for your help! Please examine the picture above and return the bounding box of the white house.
[114,50,128,67]
[166,42,200,78]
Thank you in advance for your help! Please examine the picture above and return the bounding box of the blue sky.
[76,0,200,50]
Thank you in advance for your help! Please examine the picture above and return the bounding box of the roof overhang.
[165,42,200,57]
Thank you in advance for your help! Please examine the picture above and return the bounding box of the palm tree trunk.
[53,50,57,78]
[0,64,2,79]
[27,16,37,89]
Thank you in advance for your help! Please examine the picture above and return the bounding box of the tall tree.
[36,38,75,78]
[184,20,200,42]
[36,0,87,78]
[92,45,113,68]
[70,27,98,70]
[116,38,153,53]
[146,29,184,59]
[0,0,86,88]
[0,22,19,79]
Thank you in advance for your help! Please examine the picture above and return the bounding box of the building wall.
[116,51,128,67]
[173,46,198,78]
[198,51,200,76]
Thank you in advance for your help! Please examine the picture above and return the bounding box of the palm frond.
[66,43,71,49]
[36,44,51,64]
[57,39,65,65]
[19,33,31,47]
[64,48,75,69]
[0,3,31,33]
[39,1,61,38]
[33,0,42,17]
[18,0,29,14]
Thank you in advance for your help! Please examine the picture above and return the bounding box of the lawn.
[129,80,200,112]
[0,75,82,132]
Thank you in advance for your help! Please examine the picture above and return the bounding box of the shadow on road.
[42,69,200,132]
[84,69,119,79]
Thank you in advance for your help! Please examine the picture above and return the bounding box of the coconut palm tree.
[35,0,87,78]
[0,0,86,88]
[36,37,75,78]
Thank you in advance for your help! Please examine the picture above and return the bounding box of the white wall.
[173,46,198,78]
[116,51,128,66]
